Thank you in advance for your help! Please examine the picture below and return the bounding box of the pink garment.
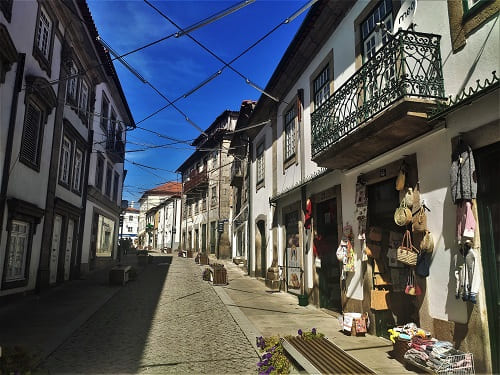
[456,201,476,243]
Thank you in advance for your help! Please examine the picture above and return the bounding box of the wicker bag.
[412,206,427,232]
[397,230,419,266]
[395,163,406,191]
[420,230,434,253]
[394,200,412,227]
[371,289,390,310]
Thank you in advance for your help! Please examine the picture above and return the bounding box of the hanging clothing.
[455,248,480,304]
[450,143,477,204]
[456,200,476,244]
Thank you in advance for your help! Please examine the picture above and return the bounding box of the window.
[36,7,52,59]
[105,165,112,197]
[66,61,78,103]
[5,220,30,282]
[361,0,393,60]
[79,80,88,113]
[112,172,119,201]
[211,186,217,207]
[127,226,133,232]
[20,101,43,169]
[0,0,13,22]
[100,94,109,132]
[256,142,265,185]
[314,66,330,108]
[95,156,104,189]
[129,215,133,221]
[59,136,72,185]
[72,148,83,193]
[284,106,297,161]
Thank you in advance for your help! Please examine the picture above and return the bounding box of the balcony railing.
[184,169,208,193]
[311,30,445,158]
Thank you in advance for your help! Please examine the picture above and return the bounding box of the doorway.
[315,198,341,310]
[201,224,207,253]
[194,228,199,252]
[50,215,63,285]
[257,220,266,278]
[475,142,500,374]
[367,177,419,337]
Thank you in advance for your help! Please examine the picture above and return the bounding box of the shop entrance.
[475,142,500,374]
[315,198,341,310]
[367,177,419,337]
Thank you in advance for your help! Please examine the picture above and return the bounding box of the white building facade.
[244,1,499,372]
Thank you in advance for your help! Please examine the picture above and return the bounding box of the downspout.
[297,88,307,296]
[171,197,176,249]
[217,144,222,258]
[0,53,25,247]
[247,137,252,275]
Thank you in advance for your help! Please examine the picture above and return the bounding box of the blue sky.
[87,0,308,204]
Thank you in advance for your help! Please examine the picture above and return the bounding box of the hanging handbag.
[365,242,381,259]
[420,230,434,252]
[395,162,407,191]
[416,251,432,277]
[404,188,414,209]
[373,257,386,274]
[397,230,419,266]
[368,227,382,242]
[394,199,412,227]
[405,271,422,295]
[371,289,390,310]
[412,205,427,232]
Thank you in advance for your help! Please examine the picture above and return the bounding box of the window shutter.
[21,103,42,164]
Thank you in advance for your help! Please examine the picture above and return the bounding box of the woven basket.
[397,247,418,266]
[394,200,412,226]
[392,338,410,362]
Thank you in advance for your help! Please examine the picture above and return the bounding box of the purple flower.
[262,359,269,366]
[298,329,303,336]
[312,328,317,335]
[257,361,263,367]
[268,366,275,372]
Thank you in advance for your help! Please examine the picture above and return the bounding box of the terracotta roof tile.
[144,181,182,195]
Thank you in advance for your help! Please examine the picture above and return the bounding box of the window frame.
[19,99,45,171]
[112,171,119,202]
[211,185,217,207]
[4,220,31,283]
[66,60,78,105]
[95,154,104,190]
[58,135,72,187]
[100,93,110,134]
[0,0,13,22]
[72,147,84,194]
[2,198,44,290]
[283,105,297,165]
[32,4,55,76]
[313,65,330,109]
[256,141,265,189]
[105,164,112,197]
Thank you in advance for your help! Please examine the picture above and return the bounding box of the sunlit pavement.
[38,256,259,374]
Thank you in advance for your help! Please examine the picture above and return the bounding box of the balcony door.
[361,0,395,106]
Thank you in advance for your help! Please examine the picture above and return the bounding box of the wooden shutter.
[21,103,42,165]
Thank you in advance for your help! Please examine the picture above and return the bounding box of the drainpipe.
[247,137,252,275]
[0,53,25,248]
[217,145,222,258]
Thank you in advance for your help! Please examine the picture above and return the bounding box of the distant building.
[177,110,238,258]
[137,182,182,249]
[119,203,139,245]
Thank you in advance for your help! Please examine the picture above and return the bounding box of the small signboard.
[393,0,417,32]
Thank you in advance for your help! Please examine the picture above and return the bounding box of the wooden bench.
[109,265,132,285]
[282,336,375,374]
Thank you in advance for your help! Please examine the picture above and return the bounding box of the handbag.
[405,271,422,295]
[412,206,427,232]
[368,227,382,242]
[352,313,368,335]
[416,251,432,277]
[420,230,434,252]
[404,188,414,209]
[394,200,412,227]
[371,289,390,310]
[395,163,406,191]
[365,242,381,259]
[397,230,419,266]
[373,257,386,274]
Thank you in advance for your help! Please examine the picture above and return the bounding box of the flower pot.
[298,294,309,306]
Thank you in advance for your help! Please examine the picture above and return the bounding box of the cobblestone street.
[38,256,259,374]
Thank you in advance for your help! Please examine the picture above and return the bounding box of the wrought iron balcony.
[106,135,125,163]
[184,169,208,194]
[230,159,244,187]
[311,31,445,169]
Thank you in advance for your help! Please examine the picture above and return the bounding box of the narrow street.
[37,256,259,374]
